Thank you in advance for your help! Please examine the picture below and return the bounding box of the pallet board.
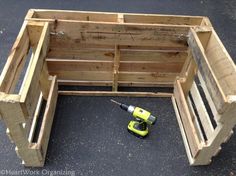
[0,9,235,167]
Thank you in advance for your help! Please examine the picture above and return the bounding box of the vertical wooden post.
[112,45,120,91]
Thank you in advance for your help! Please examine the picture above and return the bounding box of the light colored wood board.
[120,61,183,72]
[119,72,179,82]
[190,81,214,139]
[49,71,113,81]
[174,79,201,158]
[117,13,124,23]
[0,21,30,93]
[3,123,29,149]
[180,49,191,77]
[46,59,184,73]
[187,96,205,143]
[124,14,203,25]
[203,30,236,96]
[172,96,194,164]
[49,70,178,82]
[39,63,52,100]
[26,21,45,48]
[59,90,172,97]
[45,20,189,48]
[112,45,120,91]
[47,48,187,62]
[200,17,212,27]
[197,71,218,119]
[180,53,197,96]
[32,10,118,22]
[47,59,114,72]
[37,76,58,163]
[20,22,50,117]
[0,94,26,124]
[16,145,43,167]
[27,9,207,26]
[118,81,174,87]
[188,29,227,114]
[120,50,187,62]
[57,80,112,86]
[57,80,174,87]
[47,48,115,61]
[28,92,43,143]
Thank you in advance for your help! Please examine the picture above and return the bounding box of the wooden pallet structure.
[0,9,235,167]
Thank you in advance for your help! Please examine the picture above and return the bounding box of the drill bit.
[110,99,121,106]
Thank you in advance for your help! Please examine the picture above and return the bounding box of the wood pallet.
[0,9,235,167]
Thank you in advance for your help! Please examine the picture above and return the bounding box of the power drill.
[111,99,157,138]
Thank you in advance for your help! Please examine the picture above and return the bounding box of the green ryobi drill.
[111,99,157,138]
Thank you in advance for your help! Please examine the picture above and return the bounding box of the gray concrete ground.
[0,0,236,176]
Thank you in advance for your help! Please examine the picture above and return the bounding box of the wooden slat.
[27,9,208,26]
[20,22,50,117]
[47,59,184,73]
[174,79,201,157]
[49,71,112,81]
[119,72,178,82]
[59,90,172,97]
[188,29,227,114]
[57,80,173,87]
[187,96,205,143]
[47,59,113,72]
[37,76,58,165]
[48,21,189,48]
[124,14,203,25]
[172,96,194,164]
[48,48,115,61]
[31,9,118,22]
[180,53,197,96]
[190,81,214,139]
[120,50,187,62]
[0,22,30,93]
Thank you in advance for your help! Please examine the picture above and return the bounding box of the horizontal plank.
[58,90,172,97]
[49,70,179,83]
[30,20,190,48]
[27,9,207,26]
[57,80,173,87]
[32,10,118,22]
[46,59,184,73]
[124,14,203,25]
[120,50,187,62]
[47,48,187,62]
[119,72,179,82]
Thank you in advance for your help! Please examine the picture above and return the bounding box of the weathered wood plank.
[37,76,58,165]
[190,81,214,139]
[124,14,203,25]
[188,29,227,114]
[59,90,172,97]
[174,79,201,158]
[20,22,50,117]
[46,59,184,73]
[0,22,30,93]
